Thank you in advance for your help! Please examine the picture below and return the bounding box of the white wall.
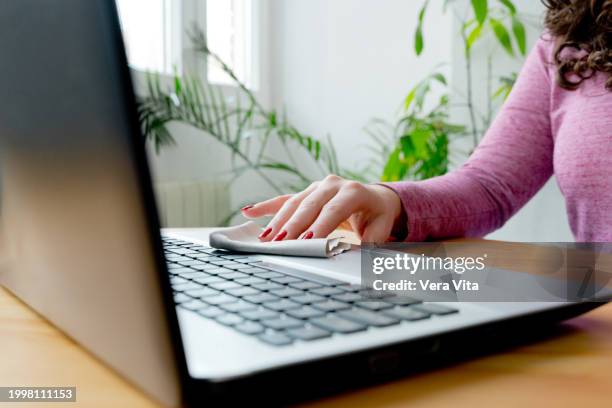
[268,0,452,169]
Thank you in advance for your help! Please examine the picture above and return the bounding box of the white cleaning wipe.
[209,222,351,258]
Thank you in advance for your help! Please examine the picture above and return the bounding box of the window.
[116,0,255,87]
[206,0,253,87]
[116,0,181,74]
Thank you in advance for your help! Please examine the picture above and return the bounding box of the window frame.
[127,0,266,104]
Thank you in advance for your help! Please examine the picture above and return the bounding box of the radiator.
[154,181,230,228]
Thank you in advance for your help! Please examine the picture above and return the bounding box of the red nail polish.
[273,230,287,241]
[241,204,254,211]
[303,231,314,240]
[259,227,272,239]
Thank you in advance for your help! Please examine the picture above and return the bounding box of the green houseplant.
[368,0,530,182]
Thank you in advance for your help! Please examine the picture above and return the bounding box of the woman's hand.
[241,175,404,243]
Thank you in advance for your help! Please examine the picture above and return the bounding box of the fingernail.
[273,230,287,241]
[241,204,254,211]
[303,231,314,240]
[259,227,272,239]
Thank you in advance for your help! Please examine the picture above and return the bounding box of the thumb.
[361,215,394,244]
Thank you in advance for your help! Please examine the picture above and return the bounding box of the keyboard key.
[359,289,394,299]
[262,316,304,330]
[215,314,244,326]
[173,293,191,304]
[289,281,322,290]
[166,263,184,270]
[208,281,242,291]
[310,287,344,296]
[243,293,279,304]
[184,287,220,298]
[238,267,268,273]
[180,299,208,311]
[202,267,234,275]
[204,294,239,306]
[270,287,303,298]
[178,260,208,267]
[271,276,303,285]
[167,256,191,262]
[287,326,331,341]
[286,306,326,319]
[221,254,250,260]
[386,296,422,306]
[210,260,242,267]
[251,282,284,291]
[198,306,225,318]
[311,315,366,334]
[191,253,216,260]
[178,271,205,279]
[312,300,351,312]
[189,264,216,271]
[235,321,265,335]
[225,287,260,297]
[193,276,225,285]
[172,282,202,292]
[202,256,224,263]
[339,285,363,293]
[240,309,280,321]
[412,303,458,315]
[220,262,245,268]
[263,299,301,311]
[356,300,394,311]
[292,293,326,304]
[338,308,399,327]
[167,248,199,255]
[237,257,264,264]
[220,301,258,313]
[266,266,346,286]
[170,267,197,275]
[257,332,293,346]
[223,272,250,280]
[235,277,266,286]
[235,267,261,274]
[165,256,186,262]
[170,277,189,285]
[383,307,430,321]
[332,292,363,303]
[254,271,284,279]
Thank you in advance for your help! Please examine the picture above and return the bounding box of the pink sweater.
[386,36,612,242]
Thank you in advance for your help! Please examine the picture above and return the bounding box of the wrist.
[370,184,408,241]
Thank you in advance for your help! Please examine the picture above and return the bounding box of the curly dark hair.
[542,0,612,90]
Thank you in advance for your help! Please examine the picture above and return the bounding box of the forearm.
[385,171,522,241]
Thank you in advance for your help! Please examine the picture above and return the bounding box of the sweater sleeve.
[384,37,554,242]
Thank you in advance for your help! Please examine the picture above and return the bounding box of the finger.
[361,215,394,244]
[260,183,319,242]
[308,183,367,238]
[241,194,292,219]
[282,184,341,240]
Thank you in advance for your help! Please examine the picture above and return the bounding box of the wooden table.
[1,283,611,408]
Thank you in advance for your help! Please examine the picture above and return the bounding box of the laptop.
[0,1,603,406]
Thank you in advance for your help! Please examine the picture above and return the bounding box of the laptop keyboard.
[163,236,458,346]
